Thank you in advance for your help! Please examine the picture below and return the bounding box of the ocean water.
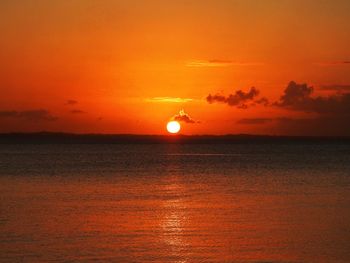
[1,143,350,262]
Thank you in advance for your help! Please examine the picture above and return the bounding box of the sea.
[1,143,350,262]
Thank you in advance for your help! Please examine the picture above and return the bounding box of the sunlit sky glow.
[1,0,350,135]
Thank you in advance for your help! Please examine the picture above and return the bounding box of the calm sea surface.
[1,143,350,262]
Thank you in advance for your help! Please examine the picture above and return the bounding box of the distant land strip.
[0,132,350,144]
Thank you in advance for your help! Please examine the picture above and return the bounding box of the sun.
[167,121,181,134]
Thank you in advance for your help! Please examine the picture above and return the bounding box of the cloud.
[275,81,313,107]
[0,109,58,121]
[273,117,350,136]
[206,80,350,135]
[275,81,350,114]
[234,81,350,135]
[146,97,194,103]
[315,61,350,66]
[186,60,263,67]
[206,87,259,109]
[65,100,78,105]
[275,117,314,124]
[0,111,18,118]
[237,118,273,125]
[254,97,270,106]
[70,109,86,114]
[173,109,199,124]
[319,84,350,91]
[236,116,350,135]
[237,117,313,125]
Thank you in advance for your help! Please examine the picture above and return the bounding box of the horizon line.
[0,131,350,138]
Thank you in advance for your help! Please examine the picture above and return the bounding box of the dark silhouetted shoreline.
[0,132,350,144]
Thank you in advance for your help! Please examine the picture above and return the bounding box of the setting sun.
[166,121,181,134]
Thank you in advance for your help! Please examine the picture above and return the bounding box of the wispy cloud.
[0,109,58,121]
[65,100,78,105]
[237,117,313,125]
[314,61,350,66]
[146,97,194,103]
[319,84,350,91]
[186,60,263,67]
[237,118,273,125]
[70,109,86,114]
[237,116,350,136]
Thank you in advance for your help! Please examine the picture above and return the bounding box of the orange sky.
[1,0,350,135]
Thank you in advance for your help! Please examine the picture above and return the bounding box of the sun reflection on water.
[159,153,189,262]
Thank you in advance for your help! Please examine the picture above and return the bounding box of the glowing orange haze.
[1,1,350,135]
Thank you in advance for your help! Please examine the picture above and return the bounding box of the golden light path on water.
[161,182,188,262]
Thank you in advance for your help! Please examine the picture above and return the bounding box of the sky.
[1,0,350,135]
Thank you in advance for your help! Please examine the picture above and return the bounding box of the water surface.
[1,143,350,262]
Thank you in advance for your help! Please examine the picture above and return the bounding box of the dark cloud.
[70,109,86,114]
[0,111,17,117]
[0,109,58,121]
[254,97,270,106]
[316,61,350,66]
[207,87,259,108]
[319,84,350,91]
[275,81,314,107]
[206,80,350,135]
[237,117,313,125]
[275,81,350,114]
[274,117,350,136]
[237,118,273,125]
[65,100,78,105]
[173,109,199,124]
[275,117,314,124]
